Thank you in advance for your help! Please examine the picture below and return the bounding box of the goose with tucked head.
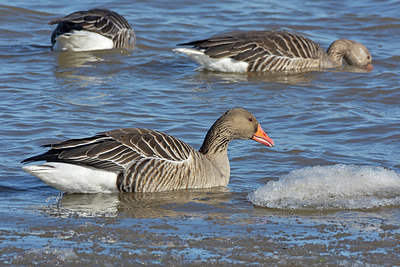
[22,108,274,193]
[174,30,373,72]
[49,8,135,52]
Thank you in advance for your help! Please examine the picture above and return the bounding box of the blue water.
[0,0,400,265]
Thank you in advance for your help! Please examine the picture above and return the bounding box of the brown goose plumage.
[175,31,373,72]
[49,9,135,51]
[22,109,274,193]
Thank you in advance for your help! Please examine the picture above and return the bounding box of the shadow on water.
[54,49,132,69]
[178,66,316,84]
[51,49,135,95]
[177,63,373,84]
[46,187,238,219]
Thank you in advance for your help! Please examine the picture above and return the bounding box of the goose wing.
[180,31,325,71]
[22,128,194,174]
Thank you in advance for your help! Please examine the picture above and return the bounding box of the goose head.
[327,39,373,70]
[199,108,274,155]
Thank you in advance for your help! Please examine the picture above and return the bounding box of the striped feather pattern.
[49,9,135,50]
[177,30,372,72]
[22,109,275,193]
[180,31,325,71]
[23,128,196,192]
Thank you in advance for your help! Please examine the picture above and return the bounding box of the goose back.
[178,31,328,72]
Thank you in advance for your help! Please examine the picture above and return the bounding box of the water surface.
[1,0,400,265]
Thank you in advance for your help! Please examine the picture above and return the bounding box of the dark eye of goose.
[248,118,253,122]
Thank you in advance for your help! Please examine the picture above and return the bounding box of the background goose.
[22,108,274,194]
[174,30,373,72]
[49,8,135,52]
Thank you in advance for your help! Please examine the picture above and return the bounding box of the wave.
[248,164,400,210]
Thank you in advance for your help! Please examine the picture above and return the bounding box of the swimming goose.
[49,9,135,52]
[22,108,274,194]
[174,31,373,72]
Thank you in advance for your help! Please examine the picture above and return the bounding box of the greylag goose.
[22,108,274,194]
[49,9,135,52]
[174,31,373,72]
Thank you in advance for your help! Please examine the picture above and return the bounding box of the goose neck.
[326,39,353,67]
[199,124,231,156]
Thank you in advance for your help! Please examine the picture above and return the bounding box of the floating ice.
[248,164,400,210]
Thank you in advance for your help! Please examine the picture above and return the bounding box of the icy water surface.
[1,0,400,265]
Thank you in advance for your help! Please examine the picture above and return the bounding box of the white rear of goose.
[174,48,249,72]
[22,109,274,194]
[23,162,118,193]
[50,9,135,52]
[174,31,373,72]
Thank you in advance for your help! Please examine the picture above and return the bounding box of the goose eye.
[248,118,253,122]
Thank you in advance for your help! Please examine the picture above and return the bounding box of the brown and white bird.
[49,8,135,52]
[174,30,373,72]
[22,109,274,193]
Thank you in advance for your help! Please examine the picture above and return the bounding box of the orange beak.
[366,64,374,71]
[252,124,274,147]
